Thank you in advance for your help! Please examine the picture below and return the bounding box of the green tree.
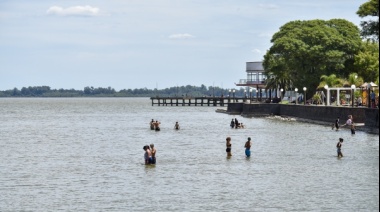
[354,41,379,82]
[346,73,364,87]
[357,0,379,41]
[263,54,293,97]
[264,19,362,96]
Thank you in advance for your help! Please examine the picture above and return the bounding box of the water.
[0,98,378,211]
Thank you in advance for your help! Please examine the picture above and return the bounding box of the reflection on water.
[0,98,378,211]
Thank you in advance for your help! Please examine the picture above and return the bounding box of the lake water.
[0,98,378,211]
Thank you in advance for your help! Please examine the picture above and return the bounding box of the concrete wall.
[242,103,280,116]
[227,103,244,114]
[365,108,379,128]
[279,104,366,123]
[227,103,379,133]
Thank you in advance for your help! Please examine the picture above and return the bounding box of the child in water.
[336,138,344,157]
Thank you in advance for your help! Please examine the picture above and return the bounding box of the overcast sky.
[0,0,364,91]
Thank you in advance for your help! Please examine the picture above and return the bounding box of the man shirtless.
[150,144,157,164]
[154,121,161,131]
[143,145,153,164]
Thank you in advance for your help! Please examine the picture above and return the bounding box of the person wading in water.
[336,138,344,158]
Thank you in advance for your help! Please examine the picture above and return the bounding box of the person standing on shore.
[357,96,362,106]
[370,90,375,108]
[336,138,344,158]
[244,137,252,157]
[226,137,232,157]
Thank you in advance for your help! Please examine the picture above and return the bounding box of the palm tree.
[346,73,364,87]
[264,54,293,99]
[318,74,343,88]
[265,75,293,98]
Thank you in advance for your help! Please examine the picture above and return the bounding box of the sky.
[0,0,365,91]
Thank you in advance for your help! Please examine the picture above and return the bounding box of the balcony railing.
[237,79,266,85]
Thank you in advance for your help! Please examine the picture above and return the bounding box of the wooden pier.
[150,97,251,106]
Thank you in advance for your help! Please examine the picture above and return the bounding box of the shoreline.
[216,105,379,135]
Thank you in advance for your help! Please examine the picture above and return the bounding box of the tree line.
[0,85,250,98]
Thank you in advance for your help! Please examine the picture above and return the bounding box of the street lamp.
[249,88,252,104]
[280,88,284,103]
[295,88,298,105]
[303,87,307,105]
[367,83,371,108]
[351,84,356,107]
[255,88,259,102]
[244,89,247,102]
[232,89,235,102]
[228,89,231,103]
[324,85,329,106]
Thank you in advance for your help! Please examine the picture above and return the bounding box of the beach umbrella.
[360,82,378,88]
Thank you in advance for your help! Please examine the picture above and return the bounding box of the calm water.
[0,98,378,211]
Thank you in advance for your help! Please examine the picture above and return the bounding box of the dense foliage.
[357,0,379,41]
[0,85,248,98]
[354,41,379,82]
[263,19,363,97]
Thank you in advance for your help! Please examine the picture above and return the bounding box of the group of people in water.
[150,119,181,131]
[143,144,157,165]
[230,118,245,129]
[145,115,353,164]
[331,114,355,157]
[332,115,356,134]
[150,119,161,131]
[145,120,181,165]
[226,136,252,158]
[227,136,346,159]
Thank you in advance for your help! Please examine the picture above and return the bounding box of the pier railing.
[150,97,253,106]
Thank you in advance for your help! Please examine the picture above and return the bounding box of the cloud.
[252,49,261,54]
[46,5,100,16]
[169,33,195,39]
[258,4,279,10]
